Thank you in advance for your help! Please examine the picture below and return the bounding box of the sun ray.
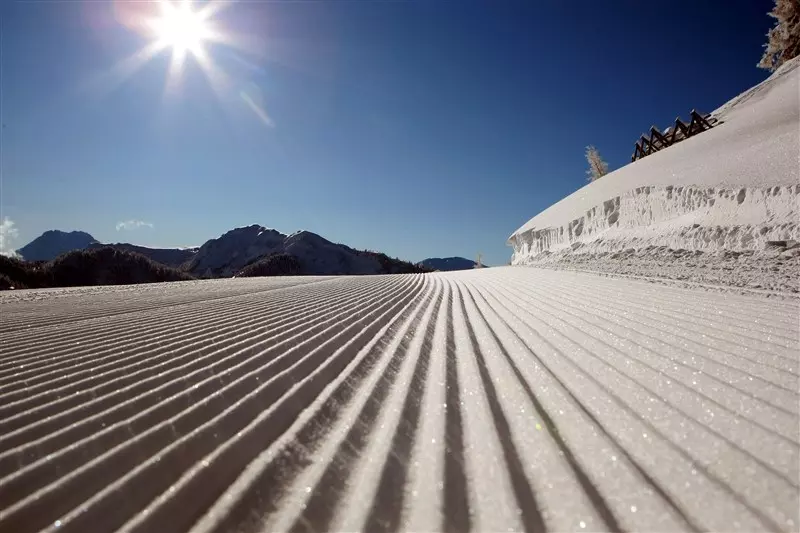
[194,0,231,23]
[192,45,232,100]
[163,47,188,95]
[82,41,167,97]
[240,91,274,127]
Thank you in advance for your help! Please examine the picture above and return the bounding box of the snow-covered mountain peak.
[186,224,416,278]
[284,230,331,248]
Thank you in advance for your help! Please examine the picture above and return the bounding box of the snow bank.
[509,58,800,263]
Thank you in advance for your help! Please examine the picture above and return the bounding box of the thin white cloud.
[0,217,20,258]
[116,219,154,231]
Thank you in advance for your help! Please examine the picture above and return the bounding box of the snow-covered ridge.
[509,57,800,264]
[512,184,799,257]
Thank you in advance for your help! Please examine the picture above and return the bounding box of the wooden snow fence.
[631,110,718,162]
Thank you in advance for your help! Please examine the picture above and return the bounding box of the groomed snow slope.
[1,269,798,532]
[509,58,800,265]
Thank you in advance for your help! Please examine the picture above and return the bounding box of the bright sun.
[110,0,273,125]
[150,1,212,58]
[107,0,236,94]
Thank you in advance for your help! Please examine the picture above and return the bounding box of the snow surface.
[0,268,797,532]
[508,57,800,286]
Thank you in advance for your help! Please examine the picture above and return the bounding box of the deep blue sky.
[1,0,776,265]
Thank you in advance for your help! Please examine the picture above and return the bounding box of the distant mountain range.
[419,257,485,271]
[16,230,198,266]
[8,225,431,289]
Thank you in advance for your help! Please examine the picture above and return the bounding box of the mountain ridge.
[8,224,430,288]
[187,224,429,277]
[420,256,483,271]
[85,242,199,267]
[17,230,97,261]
